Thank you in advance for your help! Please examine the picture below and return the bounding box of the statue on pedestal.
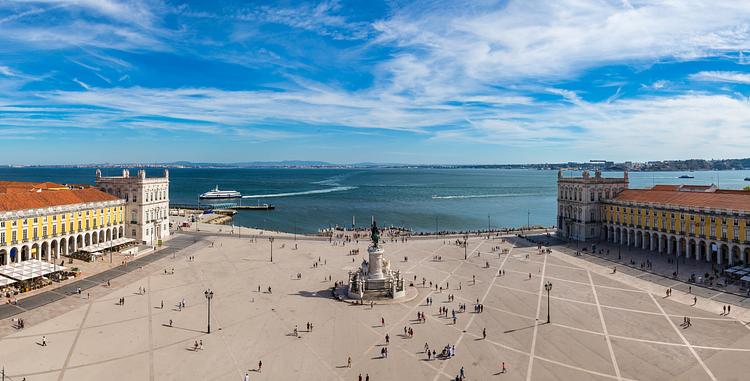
[346,218,405,300]
[370,220,380,248]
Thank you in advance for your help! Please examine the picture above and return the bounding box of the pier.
[229,204,275,210]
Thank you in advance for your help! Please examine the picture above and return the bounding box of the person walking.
[483,328,486,340]
[42,336,47,346]
[258,360,262,372]
[244,372,249,381]
[501,361,507,373]
[347,356,352,368]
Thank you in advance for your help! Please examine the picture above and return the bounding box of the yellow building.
[602,184,750,266]
[0,181,125,265]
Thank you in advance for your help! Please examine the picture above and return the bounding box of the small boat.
[199,186,242,199]
[678,175,694,179]
[745,177,750,181]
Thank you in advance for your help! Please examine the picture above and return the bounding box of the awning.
[78,238,135,253]
[0,259,67,281]
[740,275,750,282]
[0,277,16,287]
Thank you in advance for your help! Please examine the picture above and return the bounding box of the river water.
[1,167,748,233]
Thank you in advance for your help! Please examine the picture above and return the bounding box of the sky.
[2,0,750,165]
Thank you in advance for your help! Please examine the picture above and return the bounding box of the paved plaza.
[2,231,750,380]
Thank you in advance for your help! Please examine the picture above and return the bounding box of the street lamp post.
[527,210,531,230]
[544,281,552,324]
[269,237,274,262]
[464,234,468,260]
[204,289,214,334]
[109,233,113,264]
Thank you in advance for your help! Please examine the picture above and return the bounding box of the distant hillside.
[10,157,750,171]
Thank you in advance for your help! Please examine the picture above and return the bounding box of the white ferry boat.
[199,186,242,199]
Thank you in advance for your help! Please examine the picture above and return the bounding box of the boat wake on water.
[432,193,538,200]
[242,186,357,198]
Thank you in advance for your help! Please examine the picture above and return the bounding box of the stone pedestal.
[346,243,405,300]
[368,246,385,280]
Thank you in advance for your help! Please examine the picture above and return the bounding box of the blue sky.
[2,0,750,165]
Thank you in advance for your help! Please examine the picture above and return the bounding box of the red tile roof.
[613,186,750,211]
[650,185,680,191]
[0,181,121,212]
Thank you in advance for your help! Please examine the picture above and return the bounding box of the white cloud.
[433,93,750,160]
[375,0,750,85]
[232,0,372,41]
[0,66,16,77]
[690,71,750,84]
[0,0,172,52]
[72,78,91,90]
[641,80,669,90]
[546,88,584,106]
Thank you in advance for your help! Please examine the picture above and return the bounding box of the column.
[686,242,692,260]
[717,248,723,265]
[621,229,626,246]
[660,237,665,254]
[706,245,712,263]
[676,241,682,257]
[729,249,734,266]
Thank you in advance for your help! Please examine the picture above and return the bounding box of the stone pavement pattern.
[1,232,750,381]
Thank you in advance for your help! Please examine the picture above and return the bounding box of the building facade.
[96,169,170,247]
[602,184,750,266]
[0,181,125,266]
[558,171,750,266]
[557,169,628,241]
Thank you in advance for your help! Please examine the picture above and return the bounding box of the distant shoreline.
[5,164,750,172]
